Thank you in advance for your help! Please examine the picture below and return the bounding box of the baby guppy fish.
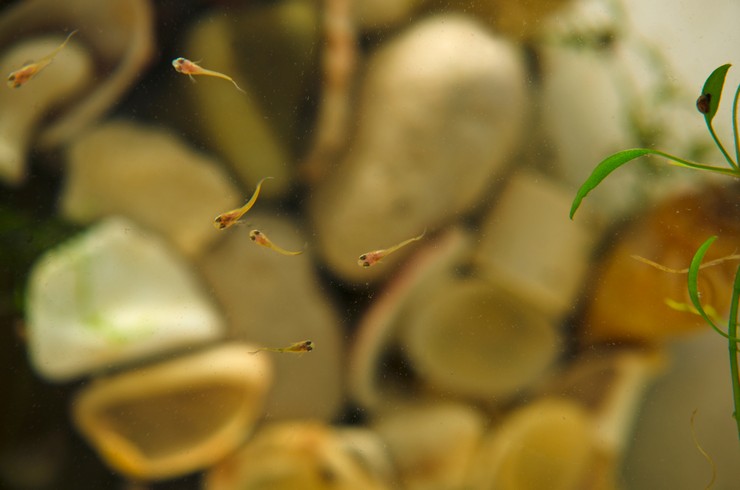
[214,177,273,230]
[171,57,246,94]
[7,30,78,88]
[249,229,304,256]
[358,229,426,268]
[249,340,314,355]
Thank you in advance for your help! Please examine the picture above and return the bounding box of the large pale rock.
[26,218,224,381]
[196,213,343,420]
[310,14,528,282]
[538,40,639,221]
[61,121,240,257]
[474,170,596,319]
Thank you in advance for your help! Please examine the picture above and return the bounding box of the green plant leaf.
[688,236,721,331]
[570,148,740,219]
[687,236,740,342]
[570,149,653,219]
[699,64,731,122]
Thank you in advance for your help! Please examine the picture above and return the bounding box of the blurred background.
[1,0,739,488]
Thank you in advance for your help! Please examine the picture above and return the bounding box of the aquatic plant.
[687,236,740,441]
[570,64,740,442]
[570,63,740,219]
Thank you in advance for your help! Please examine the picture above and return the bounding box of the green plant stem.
[652,149,740,177]
[729,265,740,441]
[733,83,740,166]
[705,119,738,170]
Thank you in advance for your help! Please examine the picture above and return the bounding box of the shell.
[401,278,562,401]
[25,217,224,381]
[60,120,241,257]
[372,402,486,490]
[0,34,93,184]
[309,14,528,283]
[72,343,272,481]
[205,421,390,490]
[466,398,595,490]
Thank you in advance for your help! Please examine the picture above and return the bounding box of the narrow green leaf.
[699,64,731,122]
[570,147,740,219]
[687,236,740,342]
[688,236,721,331]
[570,149,653,219]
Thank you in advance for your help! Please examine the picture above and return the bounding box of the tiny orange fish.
[7,30,78,88]
[172,57,246,93]
[249,229,304,256]
[249,340,314,355]
[214,177,273,230]
[358,229,426,268]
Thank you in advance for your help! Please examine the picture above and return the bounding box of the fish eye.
[362,262,371,268]
[359,254,366,260]
[7,74,14,81]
